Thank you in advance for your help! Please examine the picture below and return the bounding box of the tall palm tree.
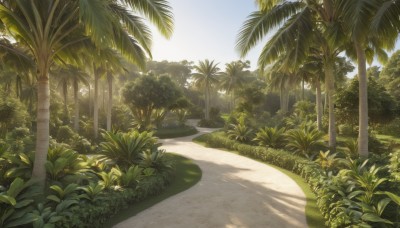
[236,0,345,150]
[337,0,400,157]
[0,0,173,187]
[220,61,249,110]
[193,60,220,120]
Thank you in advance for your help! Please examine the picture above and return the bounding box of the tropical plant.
[79,182,105,203]
[192,60,221,120]
[45,145,89,184]
[315,151,338,171]
[0,178,39,228]
[285,123,325,159]
[344,139,359,159]
[100,130,159,169]
[140,148,172,172]
[254,127,285,149]
[0,0,174,187]
[227,115,253,143]
[111,165,143,188]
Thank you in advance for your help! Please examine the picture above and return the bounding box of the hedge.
[59,170,174,227]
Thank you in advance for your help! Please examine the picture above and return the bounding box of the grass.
[155,125,198,139]
[193,135,326,228]
[104,153,202,227]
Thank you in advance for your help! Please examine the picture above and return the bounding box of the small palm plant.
[344,139,359,159]
[285,122,325,159]
[227,115,253,143]
[100,130,159,169]
[254,127,286,149]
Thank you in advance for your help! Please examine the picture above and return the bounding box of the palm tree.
[220,61,250,110]
[0,0,173,187]
[337,0,400,157]
[193,60,221,120]
[236,0,345,150]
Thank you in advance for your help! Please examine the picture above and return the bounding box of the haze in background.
[150,0,267,70]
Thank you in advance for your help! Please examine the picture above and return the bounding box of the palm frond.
[124,0,174,38]
[79,0,114,46]
[257,7,314,69]
[236,1,303,57]
[108,3,152,55]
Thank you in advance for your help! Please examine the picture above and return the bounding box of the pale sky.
[150,0,266,70]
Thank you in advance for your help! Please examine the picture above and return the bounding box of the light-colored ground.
[115,123,307,228]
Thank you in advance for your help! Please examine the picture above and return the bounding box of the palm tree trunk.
[73,80,79,132]
[107,72,112,131]
[93,64,99,139]
[205,83,210,120]
[355,42,368,158]
[325,58,336,151]
[63,81,68,124]
[32,73,50,188]
[316,78,323,131]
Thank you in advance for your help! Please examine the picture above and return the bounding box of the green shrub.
[0,178,39,228]
[338,124,354,135]
[56,125,76,143]
[285,123,325,159]
[254,127,286,149]
[46,145,89,185]
[227,114,253,143]
[100,130,158,169]
[155,125,198,139]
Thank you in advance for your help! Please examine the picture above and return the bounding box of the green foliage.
[0,178,39,228]
[285,123,325,159]
[339,124,355,136]
[389,150,400,182]
[344,139,360,159]
[100,130,159,169]
[121,75,183,130]
[227,115,253,143]
[154,125,198,139]
[45,145,89,184]
[112,166,144,188]
[56,125,76,143]
[336,77,396,126]
[0,95,30,137]
[315,151,338,171]
[140,149,173,172]
[254,127,286,149]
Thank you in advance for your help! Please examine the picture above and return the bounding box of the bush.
[254,127,286,149]
[338,124,354,135]
[155,125,198,139]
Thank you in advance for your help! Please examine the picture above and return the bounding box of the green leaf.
[46,195,61,203]
[361,213,393,224]
[0,195,16,206]
[4,213,37,228]
[383,191,400,206]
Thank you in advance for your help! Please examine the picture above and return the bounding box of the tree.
[236,0,346,150]
[219,60,250,110]
[0,0,173,187]
[192,60,221,120]
[380,51,400,110]
[338,0,400,157]
[121,75,182,130]
[336,77,396,129]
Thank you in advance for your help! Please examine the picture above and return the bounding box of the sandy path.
[114,125,307,228]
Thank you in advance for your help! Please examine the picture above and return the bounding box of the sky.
[150,0,266,70]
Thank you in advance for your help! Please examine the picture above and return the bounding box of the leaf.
[0,195,16,206]
[4,213,37,228]
[46,195,61,203]
[361,213,393,224]
[383,191,400,206]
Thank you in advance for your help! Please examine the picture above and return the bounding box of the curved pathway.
[115,124,307,228]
